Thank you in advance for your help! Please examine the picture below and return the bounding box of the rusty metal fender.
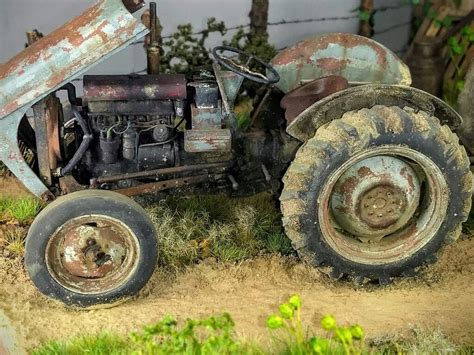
[0,0,148,120]
[286,84,463,142]
[271,33,412,93]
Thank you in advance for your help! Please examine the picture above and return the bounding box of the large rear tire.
[25,190,158,307]
[281,105,472,282]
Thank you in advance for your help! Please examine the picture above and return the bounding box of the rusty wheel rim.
[318,146,448,265]
[45,215,140,295]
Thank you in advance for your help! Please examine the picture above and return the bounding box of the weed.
[267,295,365,354]
[4,227,26,256]
[130,313,261,355]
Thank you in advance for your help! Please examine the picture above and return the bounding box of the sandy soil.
[0,235,473,351]
[0,176,472,350]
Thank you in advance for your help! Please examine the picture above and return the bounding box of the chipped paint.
[271,33,412,93]
[0,0,149,120]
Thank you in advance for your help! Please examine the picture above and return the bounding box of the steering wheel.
[212,46,280,85]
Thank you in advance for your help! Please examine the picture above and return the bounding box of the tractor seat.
[280,75,349,124]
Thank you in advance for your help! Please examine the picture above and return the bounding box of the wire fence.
[72,2,412,81]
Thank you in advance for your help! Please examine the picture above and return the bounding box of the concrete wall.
[0,0,412,88]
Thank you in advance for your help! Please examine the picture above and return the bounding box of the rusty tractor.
[0,0,471,306]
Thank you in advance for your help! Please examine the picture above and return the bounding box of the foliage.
[160,18,226,74]
[0,197,42,225]
[33,295,471,355]
[266,295,365,355]
[444,25,474,106]
[144,193,292,270]
[34,313,261,355]
[160,18,276,77]
[223,29,277,69]
[32,333,128,355]
[129,313,259,355]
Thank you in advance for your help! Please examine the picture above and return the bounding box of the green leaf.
[320,315,337,331]
[358,10,371,22]
[279,303,294,319]
[441,16,454,27]
[453,0,462,8]
[266,315,284,329]
[455,80,465,92]
[288,295,301,310]
[350,325,365,340]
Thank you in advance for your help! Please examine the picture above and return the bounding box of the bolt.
[87,239,96,246]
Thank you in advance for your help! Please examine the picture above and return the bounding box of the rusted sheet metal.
[0,0,149,120]
[280,75,348,124]
[330,156,420,239]
[115,173,227,196]
[95,162,229,184]
[83,74,187,101]
[191,104,223,129]
[184,129,232,153]
[287,84,463,142]
[271,33,412,93]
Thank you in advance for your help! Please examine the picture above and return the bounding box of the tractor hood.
[0,0,148,120]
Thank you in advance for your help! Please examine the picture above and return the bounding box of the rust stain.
[0,0,147,119]
[273,33,389,68]
[316,58,351,71]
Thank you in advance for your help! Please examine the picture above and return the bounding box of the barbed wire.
[70,3,412,81]
[374,21,412,36]
[131,3,411,46]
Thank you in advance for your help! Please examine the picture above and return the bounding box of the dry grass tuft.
[145,193,292,270]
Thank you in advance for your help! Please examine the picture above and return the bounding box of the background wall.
[0,0,412,91]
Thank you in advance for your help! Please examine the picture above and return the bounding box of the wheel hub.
[62,224,125,279]
[358,185,407,229]
[330,155,421,240]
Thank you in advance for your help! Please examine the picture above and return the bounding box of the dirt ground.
[0,176,473,350]
[0,236,472,350]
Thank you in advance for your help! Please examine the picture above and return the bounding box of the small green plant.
[266,295,365,355]
[0,197,42,225]
[130,313,259,354]
[3,227,26,255]
[444,25,474,106]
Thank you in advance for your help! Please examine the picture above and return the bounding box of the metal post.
[147,2,161,74]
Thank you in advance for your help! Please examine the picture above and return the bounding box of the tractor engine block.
[81,74,187,179]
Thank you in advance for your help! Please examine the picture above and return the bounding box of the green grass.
[0,197,42,225]
[33,333,129,355]
[145,193,292,270]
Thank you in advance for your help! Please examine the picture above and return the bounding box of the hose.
[60,106,92,176]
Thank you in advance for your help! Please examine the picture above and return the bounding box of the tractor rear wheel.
[25,190,158,307]
[281,105,472,283]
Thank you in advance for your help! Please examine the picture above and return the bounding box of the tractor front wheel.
[281,105,472,283]
[25,190,158,307]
